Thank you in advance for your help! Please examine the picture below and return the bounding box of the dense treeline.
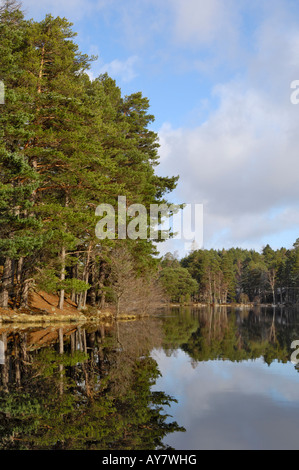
[161,240,299,305]
[0,1,178,312]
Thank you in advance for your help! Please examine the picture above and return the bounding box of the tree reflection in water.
[0,317,185,450]
[2,305,298,450]
[161,305,299,368]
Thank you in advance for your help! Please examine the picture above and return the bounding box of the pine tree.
[0,5,179,312]
[0,1,43,307]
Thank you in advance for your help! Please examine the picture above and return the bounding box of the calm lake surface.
[1,306,299,450]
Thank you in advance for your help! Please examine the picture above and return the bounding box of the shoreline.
[0,302,294,325]
[168,302,294,308]
[0,290,142,325]
[0,309,143,325]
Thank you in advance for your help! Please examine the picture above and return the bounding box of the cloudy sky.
[21,0,299,256]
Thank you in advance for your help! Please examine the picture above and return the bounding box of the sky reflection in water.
[151,348,299,450]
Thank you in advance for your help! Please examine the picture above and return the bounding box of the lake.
[0,305,299,450]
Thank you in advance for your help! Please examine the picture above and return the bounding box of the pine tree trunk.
[58,245,66,310]
[15,257,24,307]
[71,260,78,302]
[58,193,69,310]
[90,284,96,306]
[0,258,12,308]
[77,292,82,311]
[20,279,30,308]
[89,256,97,307]
[99,291,106,309]
[98,260,106,309]
[37,44,45,94]
[82,243,92,309]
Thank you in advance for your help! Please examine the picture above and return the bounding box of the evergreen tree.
[0,1,43,307]
[0,3,179,312]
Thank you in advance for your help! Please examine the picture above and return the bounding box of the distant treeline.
[160,240,299,305]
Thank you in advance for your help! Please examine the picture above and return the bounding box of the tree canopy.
[0,1,178,313]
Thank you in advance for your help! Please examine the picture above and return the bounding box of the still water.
[1,306,299,450]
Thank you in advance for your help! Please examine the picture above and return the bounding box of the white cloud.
[170,0,239,46]
[97,56,139,83]
[157,21,299,252]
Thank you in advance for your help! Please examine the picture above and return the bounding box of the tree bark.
[0,258,12,308]
[58,245,66,310]
[82,242,92,309]
[89,256,97,307]
[58,193,69,310]
[20,278,31,308]
[37,44,45,94]
[98,260,106,309]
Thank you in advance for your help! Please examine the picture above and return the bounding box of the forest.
[1,1,299,316]
[0,0,178,314]
[160,241,299,306]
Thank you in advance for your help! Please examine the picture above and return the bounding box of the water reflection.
[1,306,299,450]
[0,318,184,450]
[161,305,299,366]
[153,305,299,450]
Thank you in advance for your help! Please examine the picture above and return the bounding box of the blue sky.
[21,0,299,257]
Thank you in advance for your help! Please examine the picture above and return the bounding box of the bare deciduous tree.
[108,245,164,318]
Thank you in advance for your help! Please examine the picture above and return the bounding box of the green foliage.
[0,2,178,310]
[159,265,199,302]
[181,242,299,305]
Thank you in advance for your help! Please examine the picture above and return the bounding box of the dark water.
[1,306,299,450]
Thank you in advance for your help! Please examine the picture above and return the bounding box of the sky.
[20,0,299,257]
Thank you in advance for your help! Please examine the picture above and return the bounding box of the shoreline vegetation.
[0,288,295,325]
[0,290,142,324]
